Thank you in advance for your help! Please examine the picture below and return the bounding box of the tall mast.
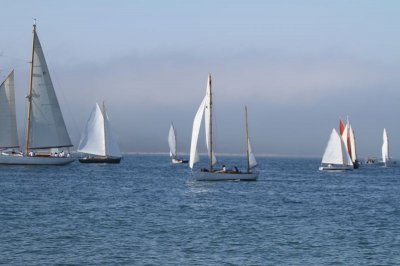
[102,101,108,156]
[208,73,213,171]
[245,106,250,173]
[25,23,36,155]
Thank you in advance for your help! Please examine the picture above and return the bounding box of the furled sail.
[168,123,177,159]
[189,96,206,168]
[382,128,389,163]
[204,74,217,165]
[0,70,19,148]
[27,29,72,149]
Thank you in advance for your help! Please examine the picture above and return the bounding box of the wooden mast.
[245,106,250,173]
[208,73,213,172]
[25,22,36,155]
[102,101,108,157]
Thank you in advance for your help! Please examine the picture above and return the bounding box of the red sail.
[339,119,345,136]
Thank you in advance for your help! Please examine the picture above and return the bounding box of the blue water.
[1,155,399,265]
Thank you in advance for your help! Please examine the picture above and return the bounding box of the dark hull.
[79,157,121,164]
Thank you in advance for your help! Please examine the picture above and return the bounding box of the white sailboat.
[78,102,122,163]
[0,24,74,165]
[319,128,354,171]
[381,128,395,167]
[168,123,188,164]
[189,74,258,181]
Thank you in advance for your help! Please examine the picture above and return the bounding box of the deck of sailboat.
[0,154,75,165]
[79,156,121,164]
[194,170,258,181]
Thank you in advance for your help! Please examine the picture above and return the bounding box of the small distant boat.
[78,102,122,164]
[189,74,258,181]
[168,123,188,164]
[319,128,353,171]
[381,128,395,167]
[0,24,74,165]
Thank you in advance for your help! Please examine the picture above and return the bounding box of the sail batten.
[0,71,19,148]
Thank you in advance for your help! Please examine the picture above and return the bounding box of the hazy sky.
[1,0,400,158]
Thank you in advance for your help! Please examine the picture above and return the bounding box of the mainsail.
[78,103,121,157]
[382,128,389,164]
[322,128,353,166]
[0,70,19,148]
[168,123,177,159]
[248,138,257,169]
[26,26,72,149]
[189,96,206,168]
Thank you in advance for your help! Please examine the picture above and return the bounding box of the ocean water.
[1,155,399,265]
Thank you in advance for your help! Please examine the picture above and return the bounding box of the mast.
[102,101,108,157]
[208,73,213,171]
[25,23,36,154]
[245,106,250,173]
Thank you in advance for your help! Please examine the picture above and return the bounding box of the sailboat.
[78,102,122,163]
[189,74,258,181]
[339,117,360,168]
[381,128,395,166]
[319,128,354,171]
[0,24,74,165]
[168,123,188,164]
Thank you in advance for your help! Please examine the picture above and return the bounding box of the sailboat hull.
[79,156,121,164]
[319,164,353,171]
[194,170,258,181]
[172,158,188,164]
[0,154,75,165]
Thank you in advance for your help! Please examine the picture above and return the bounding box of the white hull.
[172,158,188,164]
[319,164,353,171]
[194,170,258,181]
[0,154,75,165]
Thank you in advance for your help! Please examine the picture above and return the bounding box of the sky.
[1,0,400,158]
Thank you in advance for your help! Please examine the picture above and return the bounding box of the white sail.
[78,104,106,156]
[248,138,257,169]
[349,124,357,162]
[78,103,121,157]
[382,128,389,163]
[204,74,217,165]
[189,96,206,168]
[341,136,353,166]
[322,128,353,166]
[0,70,19,148]
[103,104,121,158]
[168,123,177,159]
[28,30,72,149]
